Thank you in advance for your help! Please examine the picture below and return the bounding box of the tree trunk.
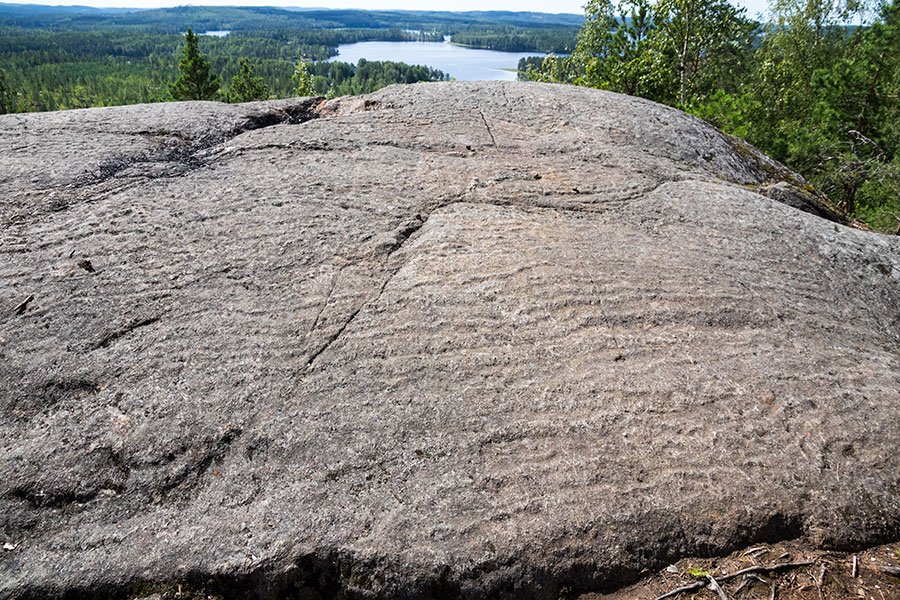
[679,5,692,106]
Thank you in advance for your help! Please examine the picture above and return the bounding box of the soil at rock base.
[591,540,900,600]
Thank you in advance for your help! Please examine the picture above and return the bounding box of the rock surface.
[1,81,899,599]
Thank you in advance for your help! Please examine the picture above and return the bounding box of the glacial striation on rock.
[1,81,899,599]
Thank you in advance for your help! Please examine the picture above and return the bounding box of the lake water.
[327,40,542,81]
[200,30,230,37]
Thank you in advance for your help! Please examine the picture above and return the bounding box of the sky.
[11,0,772,21]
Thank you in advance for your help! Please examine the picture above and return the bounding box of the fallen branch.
[735,575,753,595]
[13,294,34,315]
[812,568,825,600]
[879,566,900,577]
[654,581,706,600]
[735,573,770,595]
[654,561,815,600]
[719,561,815,582]
[707,574,730,600]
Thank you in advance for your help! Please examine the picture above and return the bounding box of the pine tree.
[292,60,315,96]
[169,28,220,101]
[229,57,269,103]
[0,69,15,114]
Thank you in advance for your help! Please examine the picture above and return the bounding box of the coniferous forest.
[0,23,452,110]
[0,5,578,113]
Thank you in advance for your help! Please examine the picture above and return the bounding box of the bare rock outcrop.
[1,82,898,599]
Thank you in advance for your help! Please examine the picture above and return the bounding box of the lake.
[327,40,543,81]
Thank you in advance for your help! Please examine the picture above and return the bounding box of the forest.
[450,26,577,52]
[0,5,578,110]
[524,0,900,232]
[0,26,448,109]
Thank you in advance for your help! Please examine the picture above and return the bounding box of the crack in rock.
[479,109,497,146]
[71,99,324,194]
[91,316,161,351]
[304,215,429,369]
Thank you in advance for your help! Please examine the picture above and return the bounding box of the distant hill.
[0,3,583,32]
[297,9,585,28]
[0,2,138,15]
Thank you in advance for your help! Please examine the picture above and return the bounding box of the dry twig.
[719,561,815,582]
[812,570,825,600]
[707,574,730,600]
[735,573,770,595]
[654,581,706,600]
[735,575,752,594]
[653,561,814,600]
[13,294,34,315]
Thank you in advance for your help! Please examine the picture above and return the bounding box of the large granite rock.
[1,81,898,599]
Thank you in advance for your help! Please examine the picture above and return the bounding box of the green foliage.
[519,55,579,82]
[583,0,672,99]
[687,568,710,578]
[450,26,577,53]
[686,89,761,139]
[229,57,268,102]
[0,68,15,113]
[563,0,619,86]
[605,0,668,97]
[561,0,754,105]
[291,60,315,97]
[168,27,220,101]
[518,53,564,82]
[742,0,899,222]
[555,0,900,231]
[654,0,755,105]
[306,59,448,96]
[517,55,545,77]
